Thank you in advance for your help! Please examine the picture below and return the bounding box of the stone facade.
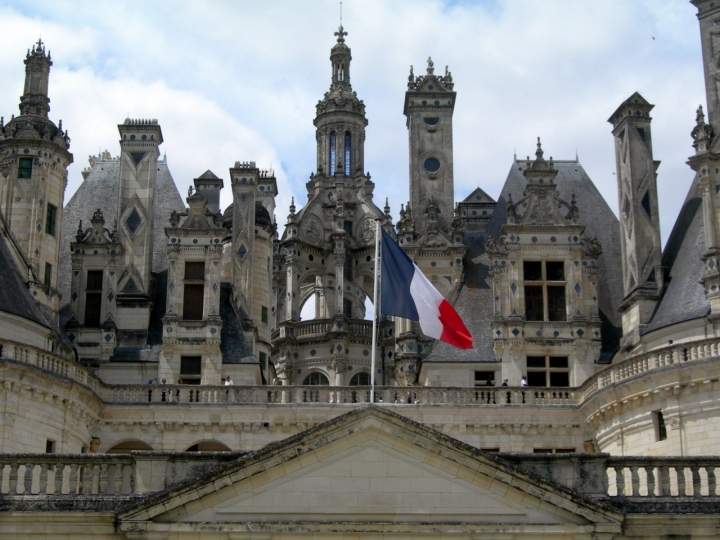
[2,3,720,536]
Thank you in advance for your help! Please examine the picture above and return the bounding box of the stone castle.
[0,2,720,538]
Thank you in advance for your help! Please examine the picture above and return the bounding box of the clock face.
[424,157,440,173]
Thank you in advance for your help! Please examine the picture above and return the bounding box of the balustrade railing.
[607,457,720,497]
[0,337,101,394]
[99,384,576,405]
[579,336,720,403]
[0,455,135,496]
[4,336,720,408]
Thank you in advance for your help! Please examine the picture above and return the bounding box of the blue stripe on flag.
[380,229,419,321]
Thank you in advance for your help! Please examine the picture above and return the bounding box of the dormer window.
[183,262,205,321]
[523,261,566,321]
[84,270,103,327]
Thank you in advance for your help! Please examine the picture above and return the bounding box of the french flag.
[380,229,473,349]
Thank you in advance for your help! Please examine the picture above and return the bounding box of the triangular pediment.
[118,407,622,536]
[462,187,496,204]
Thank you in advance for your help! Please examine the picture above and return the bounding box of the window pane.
[180,356,202,375]
[550,371,569,387]
[18,158,32,179]
[343,298,352,318]
[533,449,553,454]
[524,286,544,321]
[523,261,542,281]
[344,132,351,176]
[304,372,329,386]
[527,371,547,387]
[183,284,204,320]
[329,132,336,175]
[349,372,371,386]
[84,292,102,327]
[526,356,546,368]
[184,262,205,280]
[343,254,352,281]
[261,306,268,324]
[474,371,495,384]
[45,204,57,236]
[86,270,103,290]
[546,261,565,281]
[549,356,568,368]
[547,286,566,321]
[44,263,52,294]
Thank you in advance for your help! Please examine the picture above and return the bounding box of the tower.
[115,118,163,345]
[608,93,663,348]
[0,40,73,317]
[394,58,466,385]
[270,27,390,387]
[692,0,720,146]
[404,58,456,235]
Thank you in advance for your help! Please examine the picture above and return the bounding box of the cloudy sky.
[0,0,705,247]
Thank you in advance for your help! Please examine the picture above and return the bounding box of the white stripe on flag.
[408,263,445,340]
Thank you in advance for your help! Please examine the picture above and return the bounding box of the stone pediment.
[118,407,621,538]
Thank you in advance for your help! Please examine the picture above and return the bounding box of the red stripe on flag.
[438,299,473,349]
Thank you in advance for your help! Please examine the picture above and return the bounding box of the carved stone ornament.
[300,215,323,245]
[358,216,377,245]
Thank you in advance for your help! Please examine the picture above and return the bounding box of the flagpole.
[370,219,381,404]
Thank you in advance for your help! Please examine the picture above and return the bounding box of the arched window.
[185,441,232,452]
[349,372,371,386]
[344,131,351,175]
[304,372,330,386]
[329,132,336,175]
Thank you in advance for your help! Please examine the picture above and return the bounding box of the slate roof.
[644,172,709,333]
[58,157,186,303]
[220,283,255,363]
[428,159,624,363]
[0,228,51,329]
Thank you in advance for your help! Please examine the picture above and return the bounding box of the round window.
[424,158,440,173]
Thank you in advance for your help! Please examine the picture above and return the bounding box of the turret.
[0,40,73,317]
[313,26,367,178]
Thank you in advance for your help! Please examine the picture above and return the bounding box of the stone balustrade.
[607,457,720,497]
[0,454,135,496]
[0,337,101,394]
[99,384,575,405]
[578,337,720,403]
[3,335,720,409]
[1,452,717,501]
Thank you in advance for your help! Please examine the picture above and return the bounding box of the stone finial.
[427,57,434,74]
[91,208,104,225]
[188,185,194,197]
[566,194,580,222]
[384,197,390,216]
[506,193,518,221]
[334,25,348,43]
[75,220,85,242]
[408,65,414,84]
[692,104,713,153]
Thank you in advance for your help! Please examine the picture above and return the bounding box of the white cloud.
[0,0,706,244]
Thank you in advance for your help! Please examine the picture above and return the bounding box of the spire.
[19,39,52,117]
